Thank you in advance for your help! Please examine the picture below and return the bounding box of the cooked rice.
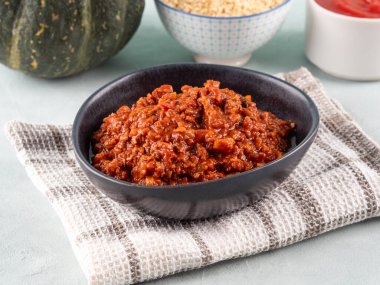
[162,0,285,17]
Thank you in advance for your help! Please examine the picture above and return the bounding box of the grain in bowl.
[161,0,285,17]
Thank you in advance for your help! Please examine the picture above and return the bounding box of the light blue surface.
[1,1,379,284]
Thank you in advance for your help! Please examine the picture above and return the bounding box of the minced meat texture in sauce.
[91,80,295,186]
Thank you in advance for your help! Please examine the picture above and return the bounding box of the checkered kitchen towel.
[5,68,380,285]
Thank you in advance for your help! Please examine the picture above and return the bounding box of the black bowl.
[73,64,319,220]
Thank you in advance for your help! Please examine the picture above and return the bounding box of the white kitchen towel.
[5,68,380,285]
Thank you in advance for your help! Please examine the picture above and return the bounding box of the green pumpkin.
[0,0,144,78]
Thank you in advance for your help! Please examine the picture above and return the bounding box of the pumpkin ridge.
[8,0,27,69]
[111,0,129,56]
[74,0,92,72]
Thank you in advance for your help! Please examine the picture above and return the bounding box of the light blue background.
[1,1,379,284]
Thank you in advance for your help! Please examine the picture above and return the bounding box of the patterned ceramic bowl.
[155,0,292,66]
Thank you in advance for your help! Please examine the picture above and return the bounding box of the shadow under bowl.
[72,63,319,220]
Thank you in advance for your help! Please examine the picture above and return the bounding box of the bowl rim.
[155,0,292,20]
[310,0,380,23]
[72,63,320,190]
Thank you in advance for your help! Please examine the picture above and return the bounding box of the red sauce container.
[315,0,380,18]
[306,0,380,80]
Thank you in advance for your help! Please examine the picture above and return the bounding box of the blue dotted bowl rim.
[155,0,292,20]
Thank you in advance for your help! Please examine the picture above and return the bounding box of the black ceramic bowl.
[73,64,319,220]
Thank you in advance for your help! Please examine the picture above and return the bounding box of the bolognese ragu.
[91,80,295,186]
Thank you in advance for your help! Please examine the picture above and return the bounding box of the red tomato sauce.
[91,81,295,186]
[315,0,380,18]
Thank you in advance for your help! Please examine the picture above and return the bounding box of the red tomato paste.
[315,0,380,18]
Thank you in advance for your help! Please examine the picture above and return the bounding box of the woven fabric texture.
[5,68,380,285]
